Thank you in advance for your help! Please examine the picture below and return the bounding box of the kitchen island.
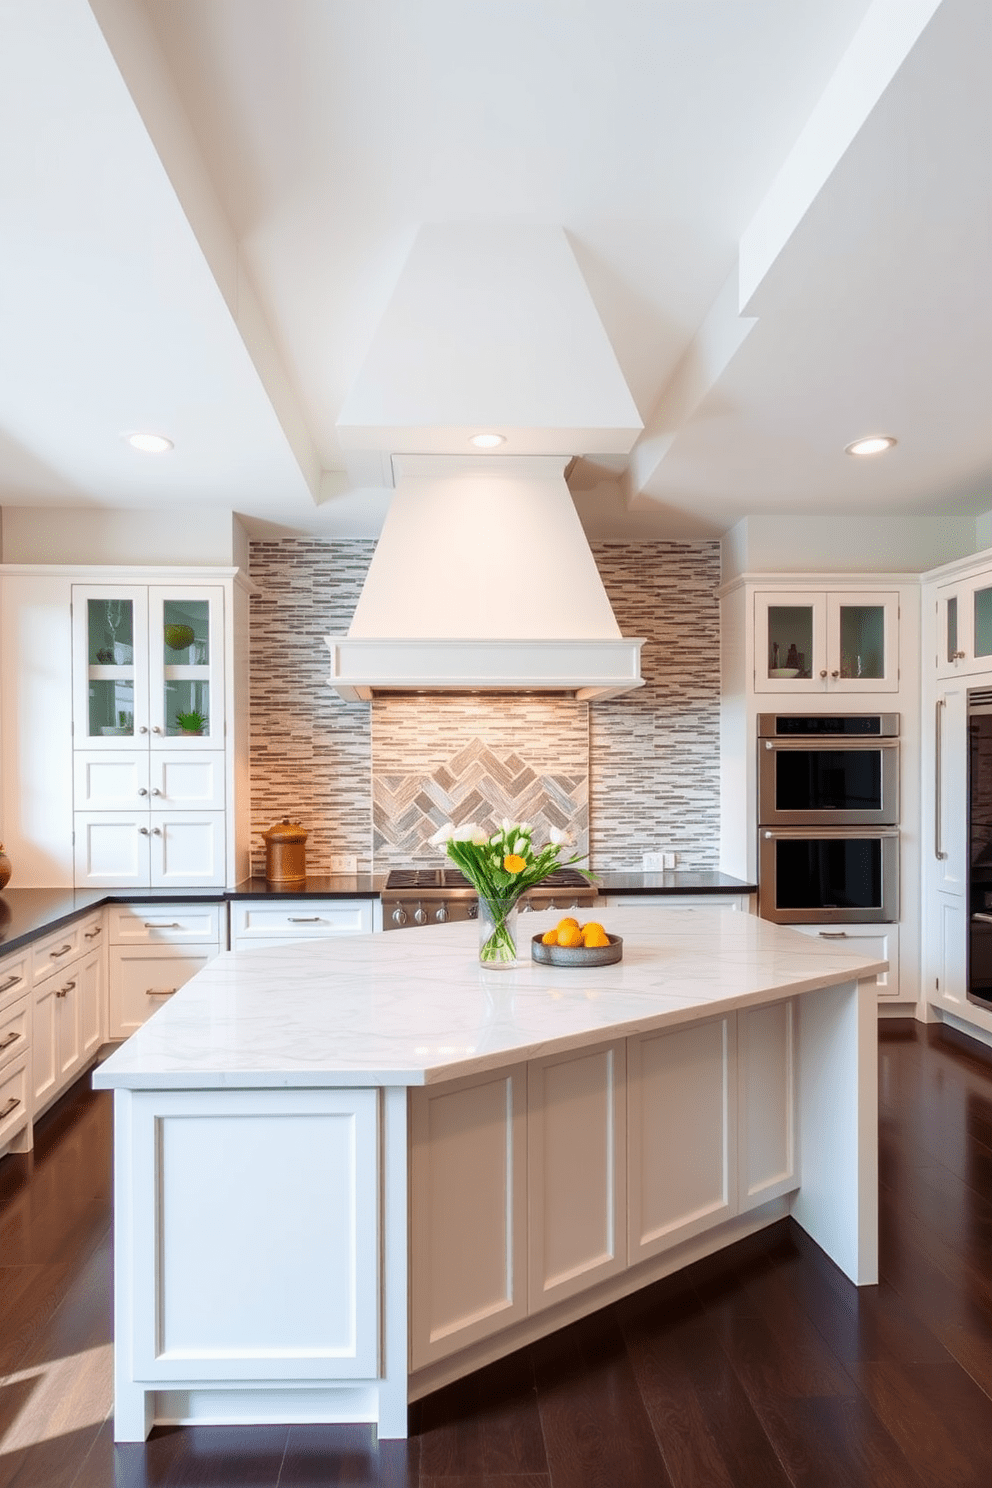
[93,905,883,1442]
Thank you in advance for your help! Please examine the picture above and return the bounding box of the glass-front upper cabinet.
[754,591,899,693]
[937,575,992,676]
[148,587,223,745]
[73,585,224,748]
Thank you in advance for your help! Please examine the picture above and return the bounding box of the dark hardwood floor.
[4,1018,992,1485]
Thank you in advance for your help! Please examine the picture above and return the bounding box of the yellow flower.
[503,853,526,874]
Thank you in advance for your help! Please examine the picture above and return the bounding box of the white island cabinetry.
[95,907,882,1443]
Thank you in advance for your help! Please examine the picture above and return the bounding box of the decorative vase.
[478,896,519,969]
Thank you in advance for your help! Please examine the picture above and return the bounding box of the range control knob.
[414,904,428,925]
[468,902,479,919]
[435,904,449,923]
[391,905,408,926]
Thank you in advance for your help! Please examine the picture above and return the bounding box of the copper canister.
[262,819,308,884]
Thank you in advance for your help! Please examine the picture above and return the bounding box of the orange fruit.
[541,929,559,945]
[556,916,580,933]
[582,928,610,948]
[556,925,584,948]
[580,921,606,940]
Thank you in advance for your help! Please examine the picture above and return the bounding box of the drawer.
[231,899,375,945]
[0,994,29,1073]
[0,951,30,1012]
[108,903,223,947]
[0,1056,29,1147]
[32,923,82,984]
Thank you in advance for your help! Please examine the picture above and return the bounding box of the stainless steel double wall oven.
[757,713,900,924]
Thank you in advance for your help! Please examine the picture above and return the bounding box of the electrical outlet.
[663,851,679,869]
[328,854,357,874]
[642,852,664,870]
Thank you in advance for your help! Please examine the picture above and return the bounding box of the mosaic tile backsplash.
[371,695,589,871]
[248,537,721,874]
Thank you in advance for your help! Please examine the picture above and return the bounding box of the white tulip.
[429,823,455,846]
[471,829,489,846]
[513,836,527,855]
[549,826,573,847]
[452,822,479,842]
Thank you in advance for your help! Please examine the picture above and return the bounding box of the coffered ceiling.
[0,0,988,538]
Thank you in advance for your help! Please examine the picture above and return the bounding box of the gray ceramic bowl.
[531,932,623,967]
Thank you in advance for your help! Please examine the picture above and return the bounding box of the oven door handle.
[935,698,947,861]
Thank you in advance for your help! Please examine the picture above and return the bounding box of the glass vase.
[478,896,520,969]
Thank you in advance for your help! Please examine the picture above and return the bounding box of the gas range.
[381,866,597,930]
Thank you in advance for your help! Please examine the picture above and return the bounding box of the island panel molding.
[94,907,882,1441]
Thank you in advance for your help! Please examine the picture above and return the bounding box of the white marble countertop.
[92,907,887,1091]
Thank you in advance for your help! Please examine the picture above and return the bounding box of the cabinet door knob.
[138,726,148,734]
[151,788,162,797]
[139,826,150,836]
[152,726,163,735]
[152,827,162,836]
[819,669,828,678]
[831,669,840,678]
[137,788,148,797]
[56,980,76,998]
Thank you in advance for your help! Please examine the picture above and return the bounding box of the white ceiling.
[0,0,988,539]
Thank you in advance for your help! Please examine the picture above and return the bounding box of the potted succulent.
[175,709,208,737]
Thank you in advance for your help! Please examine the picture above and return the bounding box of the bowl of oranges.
[531,916,623,967]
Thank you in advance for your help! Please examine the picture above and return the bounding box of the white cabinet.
[935,571,992,676]
[601,893,749,912]
[230,898,378,949]
[72,584,225,750]
[32,931,104,1120]
[753,589,899,693]
[70,580,233,889]
[0,949,32,1154]
[74,810,227,889]
[108,903,223,1038]
[788,923,901,1002]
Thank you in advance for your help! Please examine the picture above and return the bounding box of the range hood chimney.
[327,224,645,701]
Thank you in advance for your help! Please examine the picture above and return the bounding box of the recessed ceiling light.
[124,432,174,454]
[470,433,505,449]
[845,435,897,458]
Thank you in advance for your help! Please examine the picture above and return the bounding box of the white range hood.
[327,224,645,702]
[326,455,644,701]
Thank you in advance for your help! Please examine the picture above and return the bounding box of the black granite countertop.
[227,875,381,899]
[0,871,755,959]
[0,886,231,956]
[596,870,757,895]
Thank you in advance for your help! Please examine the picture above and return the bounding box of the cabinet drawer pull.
[84,926,102,939]
[146,987,178,997]
[818,931,849,939]
[143,922,182,930]
[0,1030,21,1050]
[0,973,21,993]
[288,916,327,923]
[0,1096,20,1120]
[49,943,73,959]
[56,980,76,998]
